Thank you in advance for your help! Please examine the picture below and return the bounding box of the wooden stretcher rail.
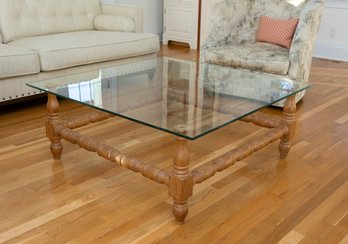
[240,114,282,128]
[192,125,288,184]
[54,123,170,186]
[62,111,112,129]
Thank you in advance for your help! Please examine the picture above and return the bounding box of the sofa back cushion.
[0,0,101,43]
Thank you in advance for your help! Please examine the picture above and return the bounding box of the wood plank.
[277,230,305,244]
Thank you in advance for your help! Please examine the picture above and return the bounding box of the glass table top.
[27,56,310,140]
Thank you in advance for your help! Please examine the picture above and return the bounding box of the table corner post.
[169,137,193,224]
[46,93,63,161]
[279,95,297,159]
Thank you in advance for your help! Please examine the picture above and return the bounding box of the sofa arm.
[100,3,143,33]
[94,15,136,32]
[288,0,324,82]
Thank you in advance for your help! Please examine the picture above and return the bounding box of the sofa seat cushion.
[9,31,160,71]
[204,42,290,75]
[0,44,40,79]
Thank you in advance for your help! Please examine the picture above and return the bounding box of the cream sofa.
[0,0,160,103]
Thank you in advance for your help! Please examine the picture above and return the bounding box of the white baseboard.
[324,0,348,9]
[314,41,348,62]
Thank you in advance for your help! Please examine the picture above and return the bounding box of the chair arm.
[100,3,143,33]
[288,0,324,82]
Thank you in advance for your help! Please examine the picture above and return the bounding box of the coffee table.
[27,56,310,224]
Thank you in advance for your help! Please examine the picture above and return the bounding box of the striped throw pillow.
[256,16,299,49]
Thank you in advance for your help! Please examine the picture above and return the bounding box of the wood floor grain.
[0,46,347,244]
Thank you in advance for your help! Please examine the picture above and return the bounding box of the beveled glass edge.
[26,82,311,141]
[26,83,201,140]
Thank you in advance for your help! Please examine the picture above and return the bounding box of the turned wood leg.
[46,94,63,160]
[279,95,297,159]
[169,138,193,224]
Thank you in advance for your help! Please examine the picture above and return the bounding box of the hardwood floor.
[0,45,348,243]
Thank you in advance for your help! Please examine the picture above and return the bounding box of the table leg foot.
[169,138,193,224]
[50,140,63,161]
[279,141,291,159]
[172,200,188,224]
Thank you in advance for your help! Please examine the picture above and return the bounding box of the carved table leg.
[169,138,193,224]
[46,94,63,160]
[279,95,297,159]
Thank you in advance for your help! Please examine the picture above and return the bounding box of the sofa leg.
[46,94,63,161]
[147,69,155,80]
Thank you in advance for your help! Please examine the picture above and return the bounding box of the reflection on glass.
[67,71,103,107]
[28,57,310,140]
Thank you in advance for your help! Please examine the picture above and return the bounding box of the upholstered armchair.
[201,0,324,104]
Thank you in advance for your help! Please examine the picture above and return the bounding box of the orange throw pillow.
[256,16,299,49]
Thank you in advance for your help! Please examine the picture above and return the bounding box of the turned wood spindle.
[169,138,193,224]
[46,94,63,160]
[279,95,297,159]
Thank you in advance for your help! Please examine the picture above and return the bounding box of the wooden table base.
[45,94,296,224]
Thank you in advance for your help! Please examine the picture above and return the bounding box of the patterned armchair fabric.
[204,42,291,76]
[202,0,324,83]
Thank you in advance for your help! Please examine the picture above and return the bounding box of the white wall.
[314,0,348,61]
[105,0,348,61]
[105,0,163,36]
